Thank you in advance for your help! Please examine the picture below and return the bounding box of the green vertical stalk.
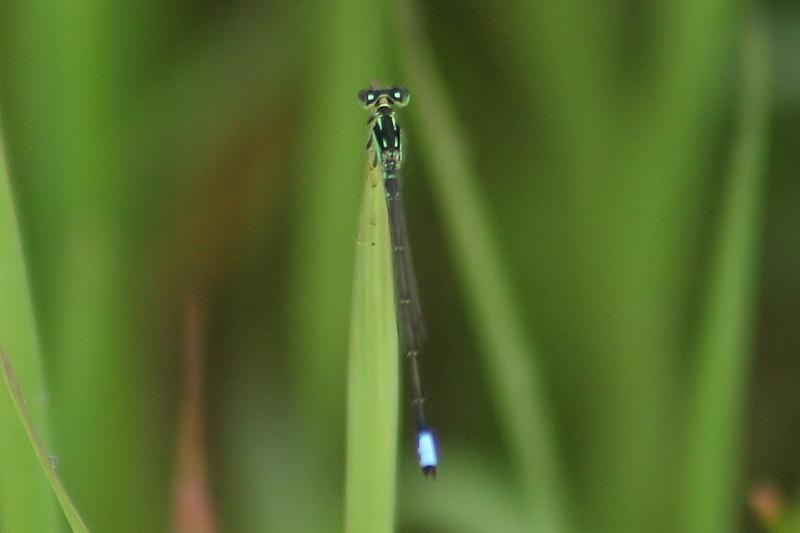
[345,166,399,533]
[0,123,60,533]
[0,3,167,530]
[1,348,89,532]
[395,2,571,531]
[682,14,770,533]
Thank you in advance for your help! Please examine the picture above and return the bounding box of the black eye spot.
[389,87,409,106]
[358,88,379,108]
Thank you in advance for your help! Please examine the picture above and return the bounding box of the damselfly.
[358,85,438,477]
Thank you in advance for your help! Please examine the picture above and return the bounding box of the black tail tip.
[422,465,437,479]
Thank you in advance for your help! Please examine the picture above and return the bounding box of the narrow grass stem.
[682,14,770,533]
[0,347,90,532]
[395,2,572,531]
[344,166,399,533]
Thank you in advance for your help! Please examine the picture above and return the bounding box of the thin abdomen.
[384,176,427,428]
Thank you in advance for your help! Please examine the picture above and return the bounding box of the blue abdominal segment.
[417,429,438,477]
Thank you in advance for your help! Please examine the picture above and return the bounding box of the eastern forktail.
[358,85,438,477]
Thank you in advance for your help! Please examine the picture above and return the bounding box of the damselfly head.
[357,86,410,109]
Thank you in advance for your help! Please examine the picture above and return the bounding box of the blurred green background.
[0,1,796,532]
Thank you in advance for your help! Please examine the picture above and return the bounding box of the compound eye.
[357,88,378,108]
[390,86,410,106]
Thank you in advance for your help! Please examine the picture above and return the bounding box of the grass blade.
[682,13,771,533]
[1,347,89,532]
[395,2,571,531]
[0,121,61,532]
[0,4,169,528]
[344,165,399,533]
[0,3,170,528]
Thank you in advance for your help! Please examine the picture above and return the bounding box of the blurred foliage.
[0,1,796,532]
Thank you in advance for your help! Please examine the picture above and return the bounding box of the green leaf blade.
[345,166,399,533]
[0,123,62,532]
